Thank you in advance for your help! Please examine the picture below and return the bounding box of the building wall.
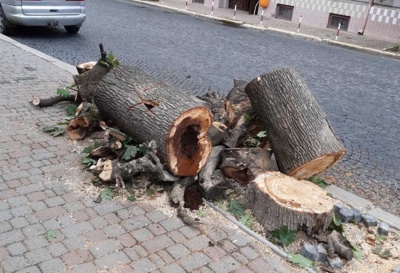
[262,0,400,40]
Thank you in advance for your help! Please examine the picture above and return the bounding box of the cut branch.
[32,95,76,107]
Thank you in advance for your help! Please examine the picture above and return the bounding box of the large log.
[93,64,212,176]
[245,68,345,179]
[244,172,334,235]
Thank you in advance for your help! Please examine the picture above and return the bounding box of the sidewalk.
[132,0,400,59]
[0,7,400,273]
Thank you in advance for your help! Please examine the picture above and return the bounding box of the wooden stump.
[245,68,345,179]
[93,64,212,176]
[244,172,334,235]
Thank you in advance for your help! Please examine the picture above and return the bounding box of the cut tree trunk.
[244,172,334,235]
[93,64,212,176]
[67,102,100,140]
[220,148,277,186]
[245,68,345,179]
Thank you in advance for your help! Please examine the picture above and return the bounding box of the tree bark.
[32,95,76,107]
[244,172,334,235]
[93,64,212,176]
[245,68,345,179]
[220,148,277,186]
[358,0,374,35]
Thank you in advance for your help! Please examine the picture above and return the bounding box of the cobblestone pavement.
[8,0,400,215]
[0,35,301,272]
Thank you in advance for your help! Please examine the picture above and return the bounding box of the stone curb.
[131,0,400,60]
[0,34,77,75]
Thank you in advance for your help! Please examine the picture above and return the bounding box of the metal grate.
[276,4,294,20]
[328,13,351,31]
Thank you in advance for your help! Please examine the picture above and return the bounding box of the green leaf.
[100,188,113,200]
[376,234,388,244]
[56,87,70,98]
[128,195,137,202]
[146,188,155,196]
[214,199,227,210]
[288,254,313,268]
[333,212,342,227]
[42,125,64,137]
[239,214,250,225]
[227,200,246,218]
[66,104,77,116]
[271,226,296,246]
[138,145,147,156]
[256,131,267,138]
[108,52,120,68]
[309,176,328,188]
[123,135,136,145]
[352,248,363,260]
[57,121,69,126]
[81,157,97,169]
[197,210,206,217]
[82,143,101,154]
[123,145,139,161]
[45,230,57,239]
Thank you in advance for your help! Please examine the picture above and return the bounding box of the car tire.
[0,6,12,35]
[64,25,80,34]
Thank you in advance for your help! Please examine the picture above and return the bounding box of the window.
[276,4,294,21]
[193,0,204,3]
[328,13,350,31]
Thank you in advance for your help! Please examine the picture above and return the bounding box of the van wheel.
[0,6,12,35]
[64,25,80,34]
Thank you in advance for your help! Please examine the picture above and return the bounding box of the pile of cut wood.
[33,45,346,238]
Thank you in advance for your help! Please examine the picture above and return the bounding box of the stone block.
[338,207,354,223]
[351,209,362,224]
[378,222,390,236]
[300,243,318,261]
[316,244,328,262]
[328,257,343,269]
[362,214,378,227]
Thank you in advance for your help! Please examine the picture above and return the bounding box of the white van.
[0,0,86,34]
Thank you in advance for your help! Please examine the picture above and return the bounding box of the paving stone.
[64,201,85,213]
[231,251,249,264]
[26,191,47,202]
[31,201,48,212]
[61,222,94,238]
[93,202,124,216]
[72,262,98,273]
[240,246,258,260]
[122,215,152,231]
[1,256,29,273]
[351,209,362,223]
[39,258,66,273]
[146,210,167,223]
[159,218,185,232]
[203,245,227,261]
[160,263,186,273]
[83,229,108,242]
[35,206,68,221]
[167,230,186,243]
[24,235,49,250]
[148,223,167,236]
[0,222,12,234]
[16,183,45,195]
[25,214,39,224]
[247,257,281,273]
[208,255,240,273]
[0,247,9,260]
[131,245,149,258]
[25,247,52,265]
[22,223,46,237]
[131,257,158,273]
[10,205,33,217]
[142,234,174,253]
[0,211,12,222]
[9,217,29,229]
[231,233,251,247]
[61,251,85,266]
[103,212,121,224]
[184,235,210,252]
[157,249,175,264]
[119,233,137,248]
[338,207,354,223]
[115,209,131,220]
[94,251,130,269]
[15,266,41,273]
[49,242,68,257]
[8,196,29,208]
[127,205,146,215]
[0,230,25,247]
[44,196,66,207]
[7,242,26,256]
[90,217,108,229]
[103,223,126,238]
[63,236,87,251]
[89,239,123,258]
[207,228,227,242]
[72,210,90,222]
[179,252,211,271]
[58,215,76,227]
[166,244,190,260]
[42,219,62,230]
[124,248,140,261]
[220,239,238,253]
[234,267,254,273]
[178,226,201,238]
[378,222,391,236]
[149,253,166,268]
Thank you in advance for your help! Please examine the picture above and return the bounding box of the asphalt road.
[10,0,400,215]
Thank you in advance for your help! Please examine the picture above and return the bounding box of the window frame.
[327,13,351,31]
[275,4,294,21]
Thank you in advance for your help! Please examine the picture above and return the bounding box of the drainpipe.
[358,0,374,35]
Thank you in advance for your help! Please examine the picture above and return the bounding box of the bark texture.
[244,172,334,235]
[245,68,345,179]
[93,64,212,176]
